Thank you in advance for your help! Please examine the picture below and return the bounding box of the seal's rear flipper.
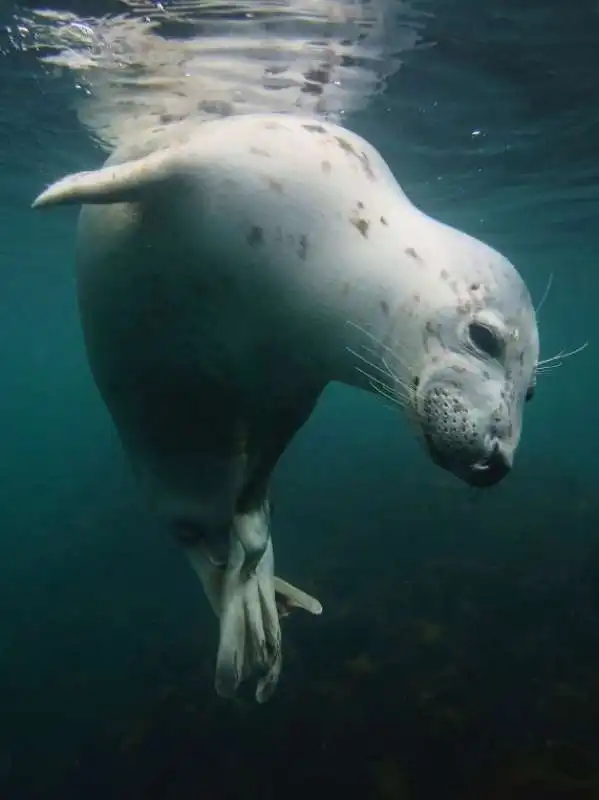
[274,577,322,618]
[31,146,189,208]
[184,520,322,703]
[185,545,322,621]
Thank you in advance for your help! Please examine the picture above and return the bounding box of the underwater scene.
[0,1,598,797]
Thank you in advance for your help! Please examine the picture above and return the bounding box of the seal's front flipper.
[31,145,190,208]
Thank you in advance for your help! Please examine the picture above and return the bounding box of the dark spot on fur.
[321,160,332,174]
[359,151,375,180]
[250,147,271,157]
[247,226,264,247]
[351,217,370,238]
[440,269,450,280]
[470,282,480,291]
[483,370,491,380]
[266,177,284,193]
[334,137,376,180]
[160,112,184,124]
[303,123,327,134]
[298,234,308,261]
[357,201,365,209]
[405,247,423,262]
[413,293,421,303]
[412,376,420,389]
[265,65,287,76]
[425,320,436,335]
[198,99,233,116]
[335,136,355,155]
[380,216,388,226]
[380,299,390,315]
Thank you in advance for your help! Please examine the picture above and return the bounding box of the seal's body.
[33,112,539,701]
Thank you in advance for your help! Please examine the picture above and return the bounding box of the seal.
[32,112,539,701]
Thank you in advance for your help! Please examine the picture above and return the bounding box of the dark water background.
[0,1,598,797]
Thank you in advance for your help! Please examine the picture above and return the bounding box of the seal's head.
[393,225,539,489]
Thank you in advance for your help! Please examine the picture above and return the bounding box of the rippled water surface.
[0,2,598,798]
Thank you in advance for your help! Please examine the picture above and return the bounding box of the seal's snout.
[468,441,512,487]
[419,377,517,488]
[424,433,512,488]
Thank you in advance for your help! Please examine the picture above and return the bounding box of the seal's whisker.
[536,367,561,375]
[535,362,563,373]
[348,322,415,406]
[537,341,588,368]
[360,339,414,378]
[354,366,393,393]
[535,272,554,315]
[363,375,406,409]
[370,385,407,410]
[347,347,395,382]
[381,355,414,401]
[355,367,408,408]
[379,341,416,377]
[347,320,416,376]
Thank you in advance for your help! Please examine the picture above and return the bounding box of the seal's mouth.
[424,435,511,488]
[467,443,512,487]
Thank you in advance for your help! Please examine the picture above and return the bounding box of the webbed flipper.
[184,507,322,702]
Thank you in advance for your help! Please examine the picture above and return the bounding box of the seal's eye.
[468,322,503,359]
[525,385,535,403]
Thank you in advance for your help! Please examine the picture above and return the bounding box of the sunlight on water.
[3,0,428,150]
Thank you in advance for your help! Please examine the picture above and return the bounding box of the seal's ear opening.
[31,146,186,209]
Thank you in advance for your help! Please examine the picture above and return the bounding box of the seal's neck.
[313,205,498,401]
[306,206,437,396]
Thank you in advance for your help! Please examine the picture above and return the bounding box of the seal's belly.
[75,199,309,474]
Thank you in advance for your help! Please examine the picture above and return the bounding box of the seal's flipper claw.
[256,647,281,704]
[274,577,323,618]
